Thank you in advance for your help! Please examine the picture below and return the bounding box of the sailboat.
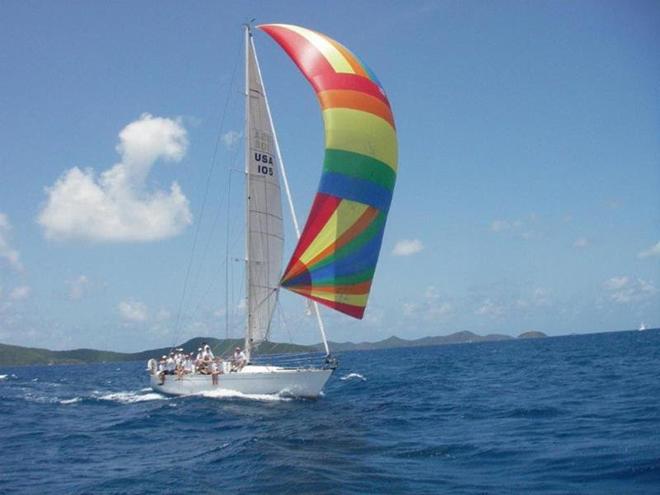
[639,322,647,331]
[148,23,398,398]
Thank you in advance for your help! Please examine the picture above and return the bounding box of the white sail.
[244,34,283,352]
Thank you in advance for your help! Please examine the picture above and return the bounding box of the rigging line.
[184,166,240,324]
[184,103,244,322]
[170,34,242,348]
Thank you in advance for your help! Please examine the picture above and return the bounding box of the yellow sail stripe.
[323,108,398,171]
[306,289,370,307]
[272,24,355,74]
[298,200,369,266]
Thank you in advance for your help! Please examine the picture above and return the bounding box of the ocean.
[1,330,659,494]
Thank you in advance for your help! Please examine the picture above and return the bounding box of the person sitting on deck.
[184,353,194,375]
[201,343,215,361]
[165,353,176,375]
[231,347,247,372]
[157,355,167,385]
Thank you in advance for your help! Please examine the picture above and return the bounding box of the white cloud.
[118,300,149,322]
[604,276,629,291]
[475,299,505,318]
[402,286,452,321]
[490,216,536,239]
[38,113,192,242]
[221,130,241,149]
[573,237,589,249]
[516,287,551,309]
[604,276,657,304]
[9,285,30,301]
[67,275,90,300]
[0,213,23,271]
[392,239,424,256]
[639,241,660,259]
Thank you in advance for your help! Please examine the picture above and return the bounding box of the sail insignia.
[258,24,397,319]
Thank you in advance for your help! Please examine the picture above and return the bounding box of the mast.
[243,23,252,360]
[250,31,331,357]
[242,23,285,363]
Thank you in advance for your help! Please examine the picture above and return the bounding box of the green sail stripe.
[324,149,396,192]
[312,267,376,287]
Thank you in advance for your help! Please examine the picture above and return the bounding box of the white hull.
[149,365,332,399]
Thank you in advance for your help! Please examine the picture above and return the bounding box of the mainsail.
[259,24,398,319]
[245,33,283,349]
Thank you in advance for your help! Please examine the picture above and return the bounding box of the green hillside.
[0,337,316,367]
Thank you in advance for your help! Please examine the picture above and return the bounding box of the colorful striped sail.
[259,24,397,319]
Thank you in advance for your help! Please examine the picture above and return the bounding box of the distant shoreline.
[1,328,656,367]
[1,330,547,367]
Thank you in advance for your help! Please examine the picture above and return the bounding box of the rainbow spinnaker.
[259,24,397,319]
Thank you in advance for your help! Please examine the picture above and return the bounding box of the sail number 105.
[254,153,274,176]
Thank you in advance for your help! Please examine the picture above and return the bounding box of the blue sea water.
[1,330,660,494]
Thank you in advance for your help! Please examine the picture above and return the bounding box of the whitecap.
[98,391,168,404]
[60,397,82,405]
[197,389,292,402]
[340,372,366,381]
[0,374,7,380]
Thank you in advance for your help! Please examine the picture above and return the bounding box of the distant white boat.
[639,322,647,331]
[147,24,397,398]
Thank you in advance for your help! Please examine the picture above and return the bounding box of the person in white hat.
[231,346,247,372]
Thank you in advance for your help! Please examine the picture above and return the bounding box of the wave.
[196,389,292,402]
[97,391,168,404]
[0,374,7,380]
[340,372,367,381]
[59,397,82,405]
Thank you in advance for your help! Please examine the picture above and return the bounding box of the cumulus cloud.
[118,300,149,322]
[392,239,424,256]
[604,276,657,303]
[221,130,241,149]
[9,286,30,301]
[639,241,660,259]
[475,299,505,318]
[38,113,192,242]
[0,213,23,271]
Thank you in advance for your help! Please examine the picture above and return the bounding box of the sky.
[0,0,658,352]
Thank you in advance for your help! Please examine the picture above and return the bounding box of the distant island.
[0,331,548,367]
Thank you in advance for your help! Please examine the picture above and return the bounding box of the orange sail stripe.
[318,90,395,128]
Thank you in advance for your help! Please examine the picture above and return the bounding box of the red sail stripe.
[281,193,341,281]
[258,25,336,83]
[301,206,379,271]
[311,72,390,105]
